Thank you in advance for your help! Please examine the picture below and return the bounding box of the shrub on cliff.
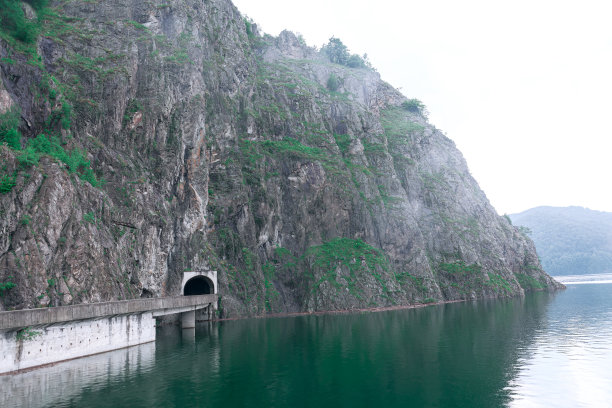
[327,73,341,92]
[0,108,22,149]
[0,174,17,194]
[347,53,366,68]
[0,0,47,43]
[244,17,255,40]
[401,99,426,113]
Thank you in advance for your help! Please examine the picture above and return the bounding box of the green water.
[4,282,612,407]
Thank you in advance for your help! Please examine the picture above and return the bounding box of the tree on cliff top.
[321,37,371,69]
[322,37,349,65]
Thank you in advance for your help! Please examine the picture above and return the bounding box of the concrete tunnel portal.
[179,272,218,327]
[183,275,214,296]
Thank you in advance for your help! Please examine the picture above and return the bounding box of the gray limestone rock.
[0,0,562,316]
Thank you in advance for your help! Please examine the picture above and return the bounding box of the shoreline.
[210,299,467,322]
[209,287,564,322]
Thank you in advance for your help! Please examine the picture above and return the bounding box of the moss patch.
[516,273,546,290]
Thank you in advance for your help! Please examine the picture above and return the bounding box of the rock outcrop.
[0,0,562,317]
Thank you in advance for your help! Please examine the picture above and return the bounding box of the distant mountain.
[510,207,612,276]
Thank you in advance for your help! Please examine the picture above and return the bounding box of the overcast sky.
[232,0,612,215]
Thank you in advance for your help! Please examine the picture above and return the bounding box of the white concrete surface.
[181,271,218,294]
[0,312,155,374]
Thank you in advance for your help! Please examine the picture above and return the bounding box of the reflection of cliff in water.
[2,295,553,407]
[0,340,156,408]
[195,294,554,407]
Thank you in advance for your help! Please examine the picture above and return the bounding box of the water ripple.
[2,283,611,407]
[507,283,612,407]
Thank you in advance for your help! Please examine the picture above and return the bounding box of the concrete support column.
[181,310,195,329]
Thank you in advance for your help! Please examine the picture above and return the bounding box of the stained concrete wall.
[0,312,155,374]
[0,295,217,374]
[196,304,215,321]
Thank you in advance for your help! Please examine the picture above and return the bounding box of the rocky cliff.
[0,0,562,317]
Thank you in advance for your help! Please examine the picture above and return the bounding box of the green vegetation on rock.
[0,173,17,193]
[0,278,17,296]
[306,238,390,293]
[326,73,341,92]
[487,272,512,293]
[0,0,47,44]
[0,0,560,316]
[0,108,22,150]
[19,134,100,186]
[436,260,489,298]
[516,273,545,290]
[381,106,425,146]
[438,260,481,275]
[401,99,427,116]
[321,37,371,69]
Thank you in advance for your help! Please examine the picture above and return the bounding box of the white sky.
[232,0,612,215]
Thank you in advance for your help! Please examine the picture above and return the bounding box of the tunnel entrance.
[183,276,213,296]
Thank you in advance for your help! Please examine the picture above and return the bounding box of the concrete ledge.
[0,295,217,330]
[152,304,210,317]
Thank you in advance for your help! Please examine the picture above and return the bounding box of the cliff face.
[0,0,562,316]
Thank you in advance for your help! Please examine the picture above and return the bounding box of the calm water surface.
[2,282,611,407]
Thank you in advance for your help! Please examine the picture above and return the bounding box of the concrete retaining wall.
[0,313,155,374]
[0,295,217,330]
[0,295,218,374]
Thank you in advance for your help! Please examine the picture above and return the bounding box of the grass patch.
[436,260,489,298]
[438,260,481,275]
[516,273,546,290]
[0,173,17,194]
[262,262,279,312]
[305,238,391,296]
[363,140,386,155]
[487,272,512,293]
[381,106,425,146]
[0,0,47,44]
[241,137,344,176]
[83,211,96,224]
[333,133,351,155]
[0,107,22,150]
[260,137,324,160]
[19,134,100,186]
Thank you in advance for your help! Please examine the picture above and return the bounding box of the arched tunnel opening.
[183,276,213,296]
